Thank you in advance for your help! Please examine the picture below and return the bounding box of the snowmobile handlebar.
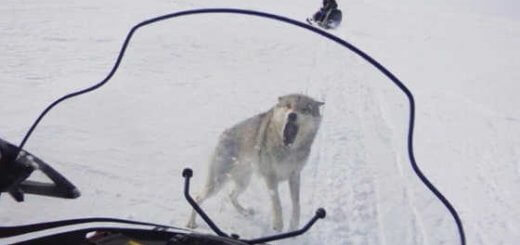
[242,208,326,244]
[182,167,326,244]
[0,137,80,202]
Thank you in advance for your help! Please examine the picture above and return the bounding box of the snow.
[1,0,519,244]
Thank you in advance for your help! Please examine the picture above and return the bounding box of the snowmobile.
[307,9,342,30]
[0,8,464,245]
[307,1,342,30]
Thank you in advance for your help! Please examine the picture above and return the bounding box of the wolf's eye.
[302,107,311,114]
[285,103,292,109]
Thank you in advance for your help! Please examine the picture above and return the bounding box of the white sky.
[466,0,519,19]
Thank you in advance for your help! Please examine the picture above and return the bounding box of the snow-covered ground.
[1,0,519,244]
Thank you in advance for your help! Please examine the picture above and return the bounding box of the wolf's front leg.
[265,176,283,232]
[289,172,301,230]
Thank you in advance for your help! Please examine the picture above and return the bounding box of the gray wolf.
[186,94,323,232]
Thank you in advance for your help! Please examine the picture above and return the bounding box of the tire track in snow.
[363,79,427,245]
[302,62,385,244]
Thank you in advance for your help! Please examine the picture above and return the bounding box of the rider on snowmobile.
[313,0,338,23]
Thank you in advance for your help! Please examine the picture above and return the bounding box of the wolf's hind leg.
[186,169,227,229]
[229,170,254,216]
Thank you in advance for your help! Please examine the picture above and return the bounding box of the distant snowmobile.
[307,0,342,30]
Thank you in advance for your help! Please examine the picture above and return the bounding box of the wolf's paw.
[289,220,299,231]
[186,221,198,229]
[272,220,283,232]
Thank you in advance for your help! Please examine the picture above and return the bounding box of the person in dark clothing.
[313,0,338,23]
[323,0,338,11]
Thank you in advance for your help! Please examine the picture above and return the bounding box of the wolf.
[186,94,324,232]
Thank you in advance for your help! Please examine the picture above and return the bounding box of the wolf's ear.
[316,101,325,107]
[278,96,285,103]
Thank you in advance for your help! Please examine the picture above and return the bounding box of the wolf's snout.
[288,112,297,122]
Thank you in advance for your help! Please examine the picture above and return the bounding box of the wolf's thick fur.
[186,94,323,231]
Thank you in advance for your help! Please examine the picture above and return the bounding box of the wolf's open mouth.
[283,121,299,146]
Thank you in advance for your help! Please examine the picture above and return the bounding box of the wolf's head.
[272,94,324,148]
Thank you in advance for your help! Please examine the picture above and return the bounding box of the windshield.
[0,3,458,245]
